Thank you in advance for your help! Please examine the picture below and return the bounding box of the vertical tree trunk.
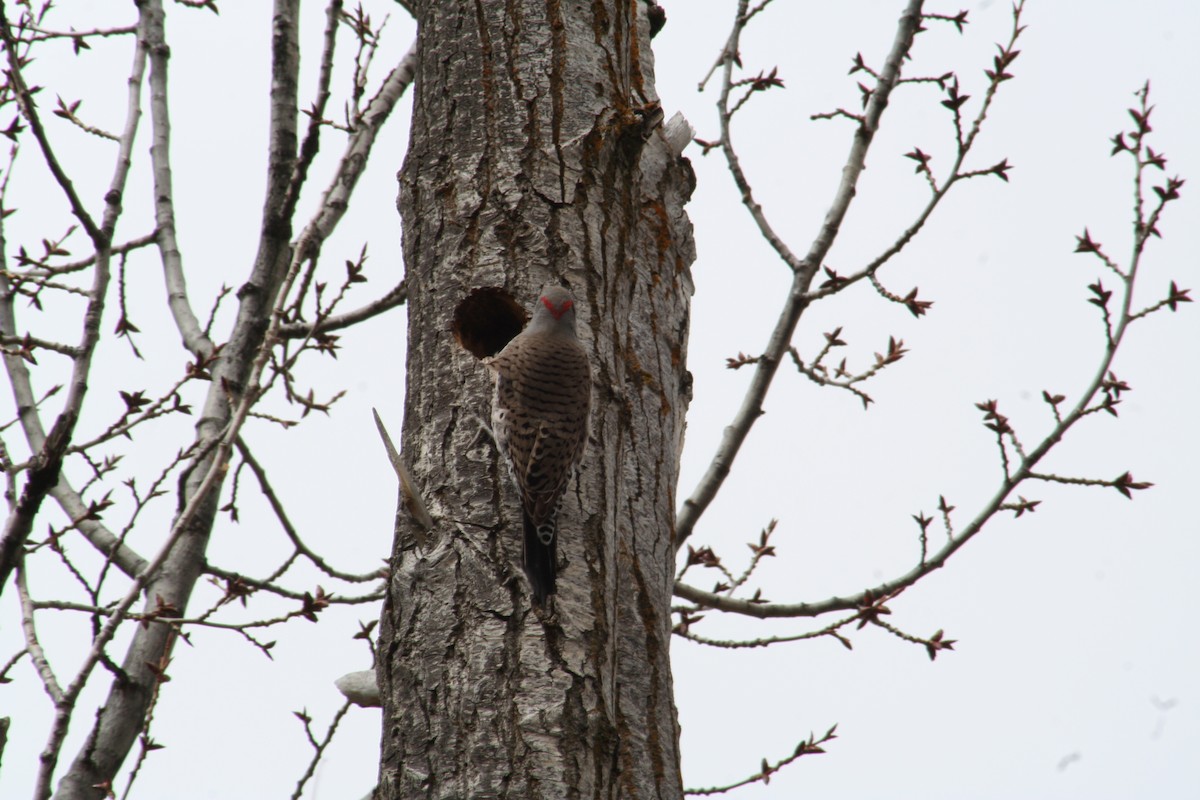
[378,1,695,797]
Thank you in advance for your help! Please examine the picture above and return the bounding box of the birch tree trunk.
[378,1,695,797]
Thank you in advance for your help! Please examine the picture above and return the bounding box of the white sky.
[1,2,1197,798]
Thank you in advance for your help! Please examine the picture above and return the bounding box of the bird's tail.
[522,510,557,605]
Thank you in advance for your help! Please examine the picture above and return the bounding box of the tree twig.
[237,436,386,581]
[145,0,214,358]
[675,0,926,549]
[290,701,353,800]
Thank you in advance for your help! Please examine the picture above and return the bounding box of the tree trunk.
[378,1,695,797]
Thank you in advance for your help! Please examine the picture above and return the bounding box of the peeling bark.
[379,1,695,797]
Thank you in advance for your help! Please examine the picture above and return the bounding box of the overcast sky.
[2,2,1197,798]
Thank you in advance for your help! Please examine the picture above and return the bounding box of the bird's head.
[529,285,578,333]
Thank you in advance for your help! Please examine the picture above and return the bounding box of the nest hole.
[452,287,527,359]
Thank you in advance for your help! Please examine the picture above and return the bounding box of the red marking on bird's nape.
[541,296,573,320]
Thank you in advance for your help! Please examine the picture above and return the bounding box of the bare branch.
[678,121,1180,619]
[204,564,384,604]
[64,371,195,455]
[19,23,137,43]
[277,277,407,338]
[236,437,386,582]
[685,725,836,795]
[49,96,118,141]
[290,701,353,800]
[674,614,856,650]
[285,0,343,213]
[0,10,106,248]
[0,332,80,358]
[144,0,214,358]
[48,2,310,793]
[710,2,803,273]
[289,38,418,273]
[25,231,159,277]
[15,565,64,704]
[806,6,1026,303]
[676,0,926,549]
[0,0,149,596]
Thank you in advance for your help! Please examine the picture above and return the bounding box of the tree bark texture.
[379,1,695,798]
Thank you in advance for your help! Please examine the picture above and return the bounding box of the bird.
[488,285,591,604]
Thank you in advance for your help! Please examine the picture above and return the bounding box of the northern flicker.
[488,285,591,604]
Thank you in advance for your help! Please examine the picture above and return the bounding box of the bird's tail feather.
[522,511,557,604]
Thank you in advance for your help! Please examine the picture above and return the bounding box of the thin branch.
[674,614,856,649]
[0,10,106,248]
[50,486,149,579]
[675,0,926,549]
[288,38,418,274]
[24,232,160,277]
[284,0,342,214]
[116,628,176,800]
[20,23,137,42]
[34,598,378,630]
[15,564,64,704]
[277,277,407,338]
[0,333,80,358]
[236,437,384,582]
[64,371,195,455]
[44,2,308,794]
[806,7,1025,303]
[0,0,149,596]
[0,646,28,680]
[49,97,118,141]
[685,726,836,796]
[204,564,384,603]
[677,170,1171,618]
[291,701,353,800]
[144,0,214,358]
[711,1,803,273]
[810,108,864,124]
